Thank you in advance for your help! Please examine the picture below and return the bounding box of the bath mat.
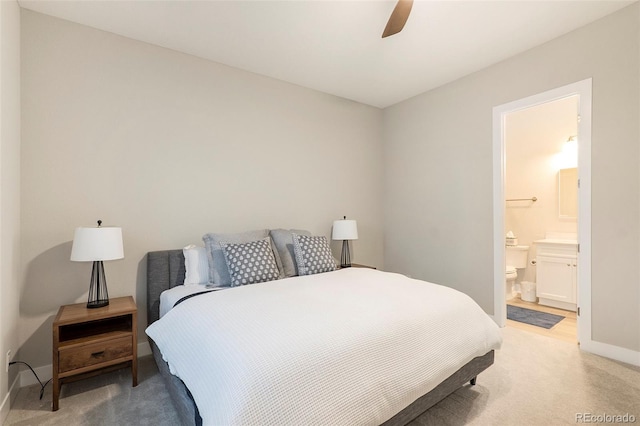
[507,305,565,329]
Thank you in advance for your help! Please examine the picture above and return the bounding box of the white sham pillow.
[183,244,210,285]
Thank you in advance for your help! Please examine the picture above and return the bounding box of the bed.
[147,246,501,425]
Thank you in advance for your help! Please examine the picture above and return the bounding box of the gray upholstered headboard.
[147,250,186,326]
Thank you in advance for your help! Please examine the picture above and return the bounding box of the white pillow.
[183,245,210,285]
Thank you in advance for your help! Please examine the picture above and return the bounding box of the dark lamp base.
[87,300,109,309]
[87,260,110,309]
[340,240,352,269]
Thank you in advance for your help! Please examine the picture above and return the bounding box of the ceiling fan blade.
[382,0,413,38]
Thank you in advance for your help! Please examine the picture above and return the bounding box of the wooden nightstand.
[52,296,138,411]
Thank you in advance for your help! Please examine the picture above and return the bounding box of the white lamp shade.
[70,227,124,261]
[332,219,358,240]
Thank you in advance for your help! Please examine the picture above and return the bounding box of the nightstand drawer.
[59,336,132,373]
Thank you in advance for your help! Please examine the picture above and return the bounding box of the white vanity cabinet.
[535,239,577,312]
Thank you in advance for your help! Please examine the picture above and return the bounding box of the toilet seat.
[506,265,517,279]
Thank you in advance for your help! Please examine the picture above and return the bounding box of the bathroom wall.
[505,96,579,281]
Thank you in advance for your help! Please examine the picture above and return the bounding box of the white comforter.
[159,284,223,318]
[146,268,502,426]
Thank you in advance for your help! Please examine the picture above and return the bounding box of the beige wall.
[20,10,384,368]
[383,4,639,351]
[15,3,640,371]
[0,0,21,421]
[505,96,578,281]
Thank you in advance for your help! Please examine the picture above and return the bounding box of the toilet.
[505,265,518,301]
[505,245,529,300]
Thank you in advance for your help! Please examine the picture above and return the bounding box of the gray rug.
[507,305,564,329]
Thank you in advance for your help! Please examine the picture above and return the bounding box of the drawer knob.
[91,351,105,358]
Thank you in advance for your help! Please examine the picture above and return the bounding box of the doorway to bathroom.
[492,79,592,347]
[504,95,578,343]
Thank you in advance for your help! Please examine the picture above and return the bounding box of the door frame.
[492,78,592,347]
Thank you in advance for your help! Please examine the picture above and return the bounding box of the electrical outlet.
[5,350,11,373]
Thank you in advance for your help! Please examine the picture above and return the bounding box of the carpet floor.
[4,326,640,426]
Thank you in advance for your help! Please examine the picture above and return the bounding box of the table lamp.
[332,216,358,268]
[71,220,124,308]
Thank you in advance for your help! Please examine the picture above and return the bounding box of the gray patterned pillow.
[203,229,284,286]
[270,229,312,277]
[220,237,280,286]
[292,234,337,276]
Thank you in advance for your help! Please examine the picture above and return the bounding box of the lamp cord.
[8,361,51,400]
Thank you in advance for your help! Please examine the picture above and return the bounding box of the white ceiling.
[18,0,633,108]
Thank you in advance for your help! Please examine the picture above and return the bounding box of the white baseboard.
[488,314,500,326]
[138,340,151,357]
[20,341,153,387]
[581,340,640,367]
[20,363,52,387]
[491,312,638,367]
[0,390,8,425]
[0,373,20,424]
[537,298,577,312]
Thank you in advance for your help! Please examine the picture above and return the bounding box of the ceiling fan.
[382,0,414,38]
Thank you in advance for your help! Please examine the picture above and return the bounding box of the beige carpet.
[409,327,640,425]
[5,327,640,426]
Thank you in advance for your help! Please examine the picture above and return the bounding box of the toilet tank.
[506,245,529,268]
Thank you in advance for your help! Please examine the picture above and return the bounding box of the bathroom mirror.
[558,167,578,219]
